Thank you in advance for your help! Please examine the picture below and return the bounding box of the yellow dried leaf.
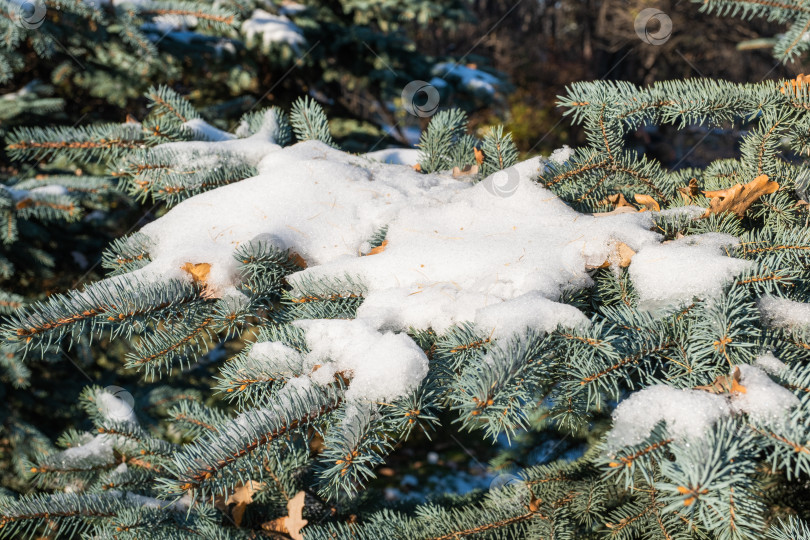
[586,242,636,269]
[702,174,779,218]
[214,480,266,527]
[694,366,747,395]
[262,491,308,540]
[781,73,810,95]
[634,194,660,212]
[412,163,422,172]
[678,178,700,204]
[181,262,211,284]
[606,193,635,208]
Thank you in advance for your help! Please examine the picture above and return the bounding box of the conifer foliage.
[3,4,810,540]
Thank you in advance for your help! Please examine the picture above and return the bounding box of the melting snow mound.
[120,140,757,402]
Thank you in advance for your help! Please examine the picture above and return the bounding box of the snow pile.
[182,118,236,142]
[102,140,757,402]
[59,434,116,466]
[629,233,751,312]
[731,364,799,422]
[431,63,503,97]
[241,9,305,53]
[755,352,789,375]
[607,385,730,450]
[250,319,428,402]
[98,389,137,424]
[607,364,799,451]
[758,295,810,329]
[364,148,421,166]
[247,340,305,374]
[471,292,589,340]
[549,145,575,165]
[296,319,428,402]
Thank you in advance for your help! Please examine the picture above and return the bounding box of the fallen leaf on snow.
[181,262,211,284]
[367,239,388,256]
[694,366,747,395]
[586,242,636,269]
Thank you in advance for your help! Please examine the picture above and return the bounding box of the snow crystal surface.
[109,140,768,404]
[242,9,305,52]
[549,145,575,165]
[607,385,730,451]
[364,148,421,166]
[758,295,810,329]
[755,352,789,375]
[292,319,429,402]
[629,233,751,312]
[731,364,799,423]
[247,341,305,374]
[472,292,589,339]
[608,365,798,451]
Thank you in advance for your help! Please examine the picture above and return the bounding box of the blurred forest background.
[0,0,805,499]
[3,0,801,164]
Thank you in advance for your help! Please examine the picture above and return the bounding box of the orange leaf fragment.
[586,242,636,270]
[262,491,308,540]
[214,480,266,527]
[781,73,810,96]
[181,262,211,284]
[694,366,747,395]
[701,174,779,218]
[474,147,485,165]
[678,178,700,204]
[634,194,660,212]
[606,193,635,208]
[367,239,388,256]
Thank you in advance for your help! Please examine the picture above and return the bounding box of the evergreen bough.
[3,4,810,540]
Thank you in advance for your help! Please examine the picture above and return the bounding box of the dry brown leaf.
[474,147,485,165]
[694,366,747,395]
[702,174,779,218]
[181,262,211,284]
[606,193,635,208]
[586,242,636,269]
[412,163,422,172]
[262,490,308,540]
[591,194,639,218]
[288,251,308,268]
[678,178,700,204]
[367,239,388,256]
[452,164,479,178]
[591,206,638,218]
[634,194,660,212]
[214,480,266,527]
